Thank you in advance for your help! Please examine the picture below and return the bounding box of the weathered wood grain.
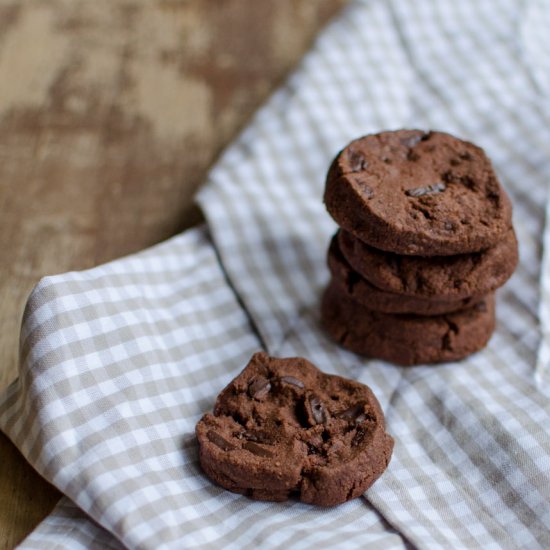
[0,1,347,547]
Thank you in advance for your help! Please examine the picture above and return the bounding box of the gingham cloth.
[2,0,550,547]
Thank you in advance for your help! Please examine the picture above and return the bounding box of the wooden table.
[0,1,346,547]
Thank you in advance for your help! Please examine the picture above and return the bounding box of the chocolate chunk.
[444,221,455,231]
[207,430,236,451]
[243,430,272,444]
[279,375,305,389]
[355,178,374,199]
[308,395,328,425]
[347,149,368,172]
[400,133,424,148]
[352,426,369,447]
[248,376,271,400]
[405,182,446,198]
[243,441,274,458]
[338,402,369,423]
[474,300,488,312]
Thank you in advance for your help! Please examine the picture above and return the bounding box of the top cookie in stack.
[321,130,518,366]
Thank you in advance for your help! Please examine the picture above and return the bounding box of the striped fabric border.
[17,498,125,550]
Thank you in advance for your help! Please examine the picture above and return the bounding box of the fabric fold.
[2,0,550,547]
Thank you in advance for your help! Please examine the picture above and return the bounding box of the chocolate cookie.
[327,235,482,315]
[337,227,518,301]
[324,130,512,256]
[195,352,393,506]
[321,283,495,366]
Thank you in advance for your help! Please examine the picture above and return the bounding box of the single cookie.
[324,130,512,256]
[327,235,482,315]
[196,352,393,506]
[337,227,518,301]
[321,282,495,366]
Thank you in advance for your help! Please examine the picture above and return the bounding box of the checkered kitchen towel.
[2,0,550,547]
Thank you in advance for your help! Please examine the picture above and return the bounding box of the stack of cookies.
[321,130,518,366]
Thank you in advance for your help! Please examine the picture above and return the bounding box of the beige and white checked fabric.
[1,0,550,547]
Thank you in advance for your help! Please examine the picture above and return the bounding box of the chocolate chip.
[243,441,274,458]
[347,149,368,172]
[243,430,272,444]
[351,426,370,447]
[338,405,358,421]
[358,182,374,199]
[450,158,461,166]
[248,377,271,400]
[459,151,473,160]
[474,301,488,312]
[400,133,423,148]
[309,395,328,425]
[405,182,446,198]
[349,174,374,199]
[207,430,236,451]
[407,150,421,161]
[279,376,305,389]
[338,403,367,423]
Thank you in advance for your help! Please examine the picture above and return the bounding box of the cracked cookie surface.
[321,282,495,366]
[324,130,512,256]
[195,352,393,506]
